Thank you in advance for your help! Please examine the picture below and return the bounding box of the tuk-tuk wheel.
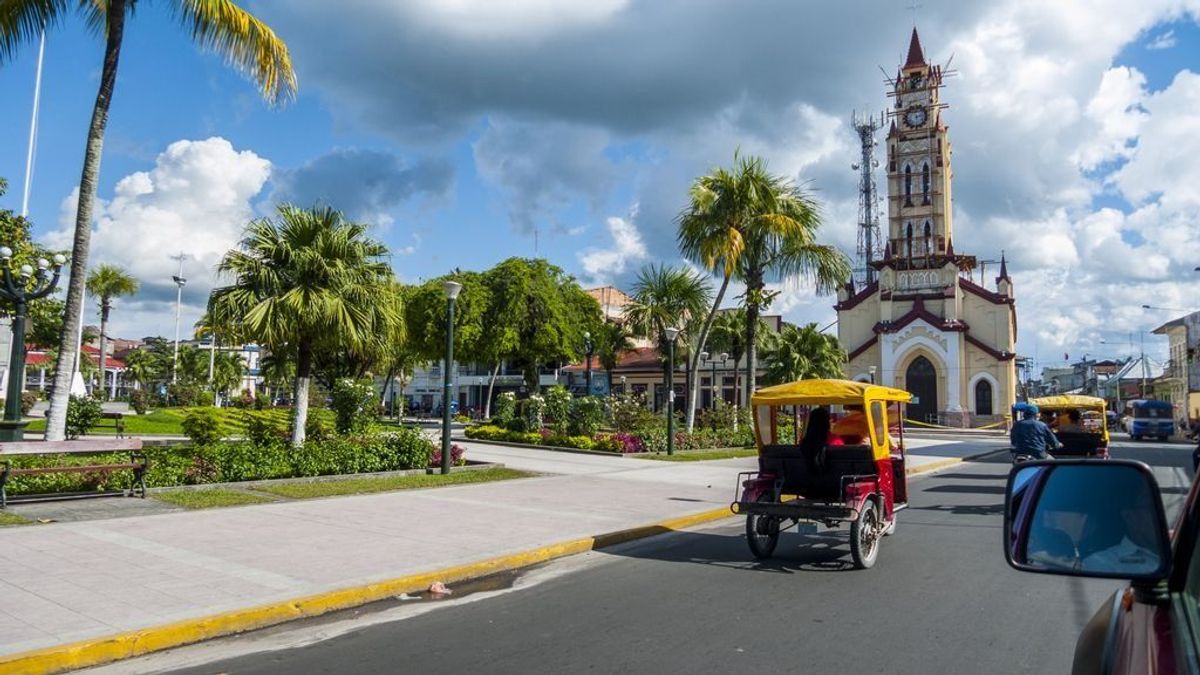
[850,500,882,569]
[746,495,780,559]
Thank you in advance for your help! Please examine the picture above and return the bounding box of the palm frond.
[175,0,297,105]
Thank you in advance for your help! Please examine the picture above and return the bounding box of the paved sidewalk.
[0,436,1005,662]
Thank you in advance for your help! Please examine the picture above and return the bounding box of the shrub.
[128,389,150,415]
[543,386,571,435]
[453,414,471,423]
[168,383,203,407]
[464,424,506,441]
[429,442,467,468]
[493,391,516,427]
[253,395,268,411]
[609,393,658,432]
[65,396,102,439]
[382,426,435,470]
[243,411,286,447]
[19,391,36,416]
[568,396,604,437]
[505,415,530,433]
[305,413,332,442]
[518,395,544,432]
[197,390,215,407]
[331,378,378,435]
[181,408,224,446]
[595,432,644,454]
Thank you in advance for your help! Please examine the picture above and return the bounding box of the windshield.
[1132,406,1170,419]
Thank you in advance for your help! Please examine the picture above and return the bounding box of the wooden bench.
[0,439,147,507]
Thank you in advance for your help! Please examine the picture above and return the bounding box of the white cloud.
[1073,67,1149,170]
[49,137,272,339]
[1147,29,1177,49]
[577,213,648,285]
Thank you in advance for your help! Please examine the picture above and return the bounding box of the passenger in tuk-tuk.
[1057,410,1083,433]
[832,404,869,444]
[798,406,832,473]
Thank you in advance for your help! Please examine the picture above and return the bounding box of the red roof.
[25,348,124,370]
[563,346,674,373]
[905,27,926,68]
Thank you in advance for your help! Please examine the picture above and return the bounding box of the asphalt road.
[118,439,1195,675]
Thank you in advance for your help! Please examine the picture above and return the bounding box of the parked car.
[1003,459,1200,673]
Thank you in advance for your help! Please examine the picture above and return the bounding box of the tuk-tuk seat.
[1053,430,1104,454]
[760,444,877,499]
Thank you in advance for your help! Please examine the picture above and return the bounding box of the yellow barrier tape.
[904,418,1009,430]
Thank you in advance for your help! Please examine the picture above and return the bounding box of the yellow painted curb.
[0,507,732,675]
[906,448,1008,476]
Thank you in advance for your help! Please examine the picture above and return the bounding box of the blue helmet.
[1012,402,1039,419]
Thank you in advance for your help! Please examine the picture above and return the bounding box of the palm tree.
[677,153,840,430]
[730,161,850,406]
[85,264,138,399]
[707,308,771,406]
[624,264,711,411]
[209,205,395,446]
[4,2,297,440]
[761,322,845,385]
[595,321,636,394]
[120,348,156,390]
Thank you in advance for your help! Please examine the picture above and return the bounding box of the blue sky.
[0,1,1197,374]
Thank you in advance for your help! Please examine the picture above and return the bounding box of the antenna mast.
[851,109,886,286]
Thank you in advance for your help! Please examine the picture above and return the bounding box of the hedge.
[1,426,462,496]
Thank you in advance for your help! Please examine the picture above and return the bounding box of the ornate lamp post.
[441,280,463,475]
[664,327,680,456]
[869,365,877,384]
[0,248,65,441]
[583,330,594,397]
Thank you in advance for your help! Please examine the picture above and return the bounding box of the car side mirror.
[1004,460,1170,581]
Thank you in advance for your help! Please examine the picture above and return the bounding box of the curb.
[455,437,624,457]
[0,508,731,675]
[906,448,1008,476]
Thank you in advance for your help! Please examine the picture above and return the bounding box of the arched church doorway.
[905,356,938,424]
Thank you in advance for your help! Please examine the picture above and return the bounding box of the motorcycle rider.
[1011,404,1061,461]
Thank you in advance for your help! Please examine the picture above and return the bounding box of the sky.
[0,0,1198,374]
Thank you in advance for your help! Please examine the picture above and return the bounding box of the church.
[835,28,1018,426]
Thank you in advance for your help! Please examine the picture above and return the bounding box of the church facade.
[835,29,1018,426]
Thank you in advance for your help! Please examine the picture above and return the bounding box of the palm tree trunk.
[45,0,127,441]
[97,302,109,401]
[380,365,396,418]
[291,338,313,447]
[744,281,762,408]
[685,275,730,432]
[483,361,500,418]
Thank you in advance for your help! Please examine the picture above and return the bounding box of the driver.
[1011,404,1061,460]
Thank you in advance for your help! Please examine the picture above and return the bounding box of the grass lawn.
[153,489,277,510]
[0,511,31,526]
[631,448,757,462]
[255,468,533,500]
[25,407,333,437]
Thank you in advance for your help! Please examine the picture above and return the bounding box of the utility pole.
[170,253,188,385]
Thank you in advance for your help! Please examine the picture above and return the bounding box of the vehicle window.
[870,401,887,447]
[754,405,774,446]
[1182,525,1200,647]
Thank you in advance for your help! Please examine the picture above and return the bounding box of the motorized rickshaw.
[731,379,912,569]
[1027,394,1110,459]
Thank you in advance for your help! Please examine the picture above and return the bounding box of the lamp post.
[583,330,594,397]
[664,327,680,456]
[441,280,463,475]
[170,253,187,386]
[0,248,64,441]
[869,365,877,384]
[699,351,709,408]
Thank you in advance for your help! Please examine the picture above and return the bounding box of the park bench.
[0,438,147,507]
[42,410,126,437]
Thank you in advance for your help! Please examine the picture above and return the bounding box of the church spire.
[996,251,1010,281]
[905,27,926,68]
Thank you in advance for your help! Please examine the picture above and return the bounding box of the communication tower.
[851,109,885,286]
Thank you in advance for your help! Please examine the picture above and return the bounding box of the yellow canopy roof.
[1028,394,1107,411]
[750,379,913,406]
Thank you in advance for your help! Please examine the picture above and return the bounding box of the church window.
[922,163,931,205]
[923,221,932,255]
[904,165,913,207]
[974,380,994,416]
[905,222,913,258]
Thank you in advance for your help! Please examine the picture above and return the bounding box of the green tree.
[0,178,66,347]
[595,321,636,394]
[120,347,158,391]
[676,153,849,429]
[6,1,298,440]
[209,205,395,446]
[761,322,845,385]
[624,264,711,405]
[85,263,138,399]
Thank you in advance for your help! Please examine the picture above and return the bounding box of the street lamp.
[440,280,463,475]
[664,326,680,456]
[583,330,594,397]
[0,248,64,441]
[868,365,877,384]
[170,253,187,386]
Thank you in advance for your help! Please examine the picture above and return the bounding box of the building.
[835,28,1018,426]
[1152,310,1200,430]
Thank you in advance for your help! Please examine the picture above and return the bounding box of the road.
[97,438,1194,675]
